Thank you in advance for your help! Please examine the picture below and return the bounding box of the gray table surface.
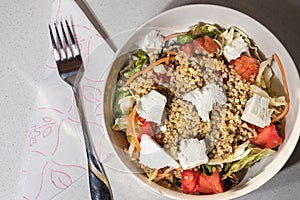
[1,0,299,199]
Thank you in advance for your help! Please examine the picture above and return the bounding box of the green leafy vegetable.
[177,35,194,45]
[120,60,135,75]
[137,49,148,60]
[113,87,130,116]
[114,49,148,117]
[176,22,224,45]
[124,66,141,78]
[113,101,122,116]
[173,177,182,187]
[120,49,149,79]
[223,163,232,173]
[201,164,213,176]
[116,88,130,99]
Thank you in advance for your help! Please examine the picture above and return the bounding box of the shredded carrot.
[271,53,290,123]
[143,57,169,73]
[125,71,142,86]
[131,107,141,151]
[163,32,187,42]
[166,51,178,56]
[166,51,178,65]
[169,56,176,63]
[125,51,178,86]
[125,57,169,86]
[165,57,170,65]
[126,106,141,152]
[126,111,132,137]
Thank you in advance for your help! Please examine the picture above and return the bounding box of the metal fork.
[49,20,113,200]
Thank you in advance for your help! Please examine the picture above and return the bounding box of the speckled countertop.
[1,0,299,199]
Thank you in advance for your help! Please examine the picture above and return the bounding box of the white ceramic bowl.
[103,4,300,200]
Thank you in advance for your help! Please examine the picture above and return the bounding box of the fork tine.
[54,22,67,61]
[49,24,60,62]
[65,20,80,58]
[60,21,72,60]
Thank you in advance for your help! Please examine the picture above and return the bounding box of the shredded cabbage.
[222,145,276,179]
[251,85,286,107]
[219,26,261,61]
[112,115,128,131]
[118,96,135,115]
[256,56,273,88]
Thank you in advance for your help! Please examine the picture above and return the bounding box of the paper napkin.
[18,0,114,199]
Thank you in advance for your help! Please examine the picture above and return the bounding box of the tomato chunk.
[179,43,194,57]
[181,170,200,194]
[203,36,219,53]
[230,54,259,82]
[138,122,154,139]
[181,170,224,194]
[193,38,205,52]
[192,36,219,53]
[137,116,146,124]
[250,123,282,149]
[180,36,219,57]
[198,170,224,194]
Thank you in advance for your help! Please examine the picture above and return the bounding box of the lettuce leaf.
[222,145,276,179]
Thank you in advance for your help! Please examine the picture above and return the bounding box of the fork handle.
[72,86,113,200]
[88,154,113,200]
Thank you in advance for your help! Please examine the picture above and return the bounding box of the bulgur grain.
[128,50,257,160]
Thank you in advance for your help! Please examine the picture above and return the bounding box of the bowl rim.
[102,4,300,200]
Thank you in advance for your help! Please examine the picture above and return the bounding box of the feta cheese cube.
[139,135,180,169]
[153,64,167,74]
[142,30,165,56]
[183,83,226,122]
[241,94,274,128]
[178,138,208,170]
[136,90,167,124]
[223,36,248,62]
